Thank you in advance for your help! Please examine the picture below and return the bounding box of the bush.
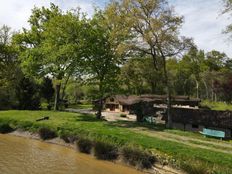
[60,134,71,143]
[58,129,79,143]
[122,146,156,169]
[38,127,57,140]
[94,141,118,160]
[76,138,93,154]
[16,77,41,110]
[67,135,78,143]
[40,77,54,107]
[120,114,127,118]
[0,123,14,133]
[181,161,210,174]
[47,104,52,110]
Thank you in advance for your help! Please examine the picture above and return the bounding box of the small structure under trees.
[105,0,193,128]
[93,94,201,122]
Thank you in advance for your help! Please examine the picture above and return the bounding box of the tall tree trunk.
[96,99,103,119]
[165,78,172,128]
[195,79,199,99]
[202,79,209,99]
[54,83,61,111]
[151,81,156,94]
[96,82,103,119]
[161,54,172,129]
[151,48,172,128]
[211,80,214,101]
[61,75,70,100]
[215,93,217,102]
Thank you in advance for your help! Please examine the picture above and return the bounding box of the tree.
[82,11,123,119]
[0,25,22,109]
[176,48,206,98]
[222,0,232,39]
[105,0,192,127]
[204,51,229,101]
[40,77,54,108]
[205,50,228,72]
[120,58,145,94]
[16,77,41,110]
[0,25,20,88]
[120,57,164,94]
[14,4,86,110]
[221,74,232,103]
[65,79,85,104]
[207,72,232,103]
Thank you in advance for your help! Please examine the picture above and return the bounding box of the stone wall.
[170,108,232,130]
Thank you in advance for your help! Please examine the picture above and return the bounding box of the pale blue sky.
[0,0,231,56]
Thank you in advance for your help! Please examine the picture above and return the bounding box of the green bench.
[200,128,225,139]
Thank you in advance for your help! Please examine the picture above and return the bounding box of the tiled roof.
[107,95,200,106]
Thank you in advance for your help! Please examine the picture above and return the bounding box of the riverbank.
[0,133,146,174]
[6,130,179,174]
[0,110,232,174]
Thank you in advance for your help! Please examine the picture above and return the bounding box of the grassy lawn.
[115,120,232,144]
[0,110,232,173]
[165,128,232,144]
[68,104,93,109]
[201,100,232,111]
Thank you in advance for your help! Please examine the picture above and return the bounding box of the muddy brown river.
[0,134,144,174]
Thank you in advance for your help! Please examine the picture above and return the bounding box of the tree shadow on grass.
[106,120,166,131]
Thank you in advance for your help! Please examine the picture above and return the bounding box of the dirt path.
[130,127,232,154]
[66,108,137,121]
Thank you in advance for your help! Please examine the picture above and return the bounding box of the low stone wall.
[170,108,232,130]
[173,122,232,138]
[170,108,232,138]
[172,123,204,132]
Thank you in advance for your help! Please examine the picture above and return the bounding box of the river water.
[0,134,144,174]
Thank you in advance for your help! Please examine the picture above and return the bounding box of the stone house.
[101,94,201,113]
[104,95,140,113]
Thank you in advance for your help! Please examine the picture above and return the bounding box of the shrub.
[38,127,57,140]
[60,134,70,143]
[212,168,232,174]
[120,114,127,118]
[181,161,210,174]
[94,141,118,160]
[15,121,33,130]
[67,135,78,143]
[40,77,54,107]
[122,146,156,169]
[58,129,78,144]
[47,104,52,110]
[16,77,41,110]
[0,123,14,133]
[76,138,93,154]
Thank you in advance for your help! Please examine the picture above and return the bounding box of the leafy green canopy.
[14,4,86,80]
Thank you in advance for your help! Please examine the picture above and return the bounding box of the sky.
[0,0,231,56]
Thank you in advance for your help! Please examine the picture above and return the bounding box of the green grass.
[0,110,232,173]
[188,140,232,152]
[68,104,93,109]
[201,100,232,111]
[165,129,232,144]
[111,120,232,145]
